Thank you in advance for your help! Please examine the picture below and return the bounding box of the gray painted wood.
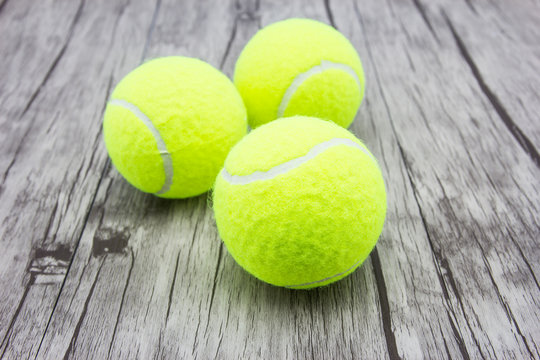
[0,0,538,359]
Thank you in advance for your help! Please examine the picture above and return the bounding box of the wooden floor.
[1,0,539,358]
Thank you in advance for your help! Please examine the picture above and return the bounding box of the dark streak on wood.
[83,75,113,181]
[440,323,453,359]
[155,329,163,360]
[166,248,181,322]
[371,249,400,360]
[204,242,224,336]
[65,162,85,220]
[41,201,59,245]
[417,176,475,360]
[63,257,106,360]
[411,0,439,42]
[462,0,477,15]
[354,4,472,357]
[323,0,336,28]
[219,17,239,70]
[0,282,31,359]
[444,11,540,169]
[140,0,162,63]
[23,0,83,112]
[506,230,540,292]
[446,312,472,360]
[356,5,477,356]
[106,248,135,360]
[472,234,535,358]
[0,0,9,14]
[395,128,475,359]
[144,286,155,323]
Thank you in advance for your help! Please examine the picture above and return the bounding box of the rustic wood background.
[0,0,539,358]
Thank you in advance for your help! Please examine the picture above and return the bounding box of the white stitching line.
[277,60,362,118]
[109,99,173,195]
[284,255,366,288]
[221,138,373,185]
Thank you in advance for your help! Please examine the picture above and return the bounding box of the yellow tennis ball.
[213,116,386,289]
[234,18,365,129]
[103,57,247,198]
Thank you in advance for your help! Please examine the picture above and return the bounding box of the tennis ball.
[103,57,247,198]
[213,116,386,289]
[234,18,365,129]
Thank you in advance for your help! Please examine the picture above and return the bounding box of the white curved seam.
[221,138,374,185]
[277,60,361,118]
[109,99,173,195]
[284,255,366,288]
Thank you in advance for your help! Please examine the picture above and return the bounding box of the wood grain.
[0,0,538,358]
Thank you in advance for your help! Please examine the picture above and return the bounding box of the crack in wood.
[204,242,224,337]
[64,161,86,221]
[0,280,32,359]
[20,0,85,120]
[41,200,59,245]
[165,248,182,323]
[219,16,239,70]
[506,229,540,292]
[106,248,135,359]
[446,312,472,360]
[444,11,540,169]
[221,0,260,72]
[323,0,336,29]
[472,232,535,358]
[62,256,106,360]
[411,0,439,43]
[371,249,401,360]
[352,4,404,358]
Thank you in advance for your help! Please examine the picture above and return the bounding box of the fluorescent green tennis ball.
[234,18,365,129]
[213,116,386,289]
[103,57,247,198]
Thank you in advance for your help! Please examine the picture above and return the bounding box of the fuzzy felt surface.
[103,57,247,198]
[213,117,386,289]
[234,18,365,128]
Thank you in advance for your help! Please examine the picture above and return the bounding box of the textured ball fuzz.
[213,116,386,289]
[103,57,247,198]
[234,18,365,129]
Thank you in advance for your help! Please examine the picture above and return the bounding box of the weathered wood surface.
[0,0,538,358]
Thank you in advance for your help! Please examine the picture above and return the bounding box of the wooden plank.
[0,0,158,357]
[0,0,538,358]
[33,1,388,359]
[430,0,540,273]
[0,0,84,177]
[337,0,540,358]
[429,0,540,158]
